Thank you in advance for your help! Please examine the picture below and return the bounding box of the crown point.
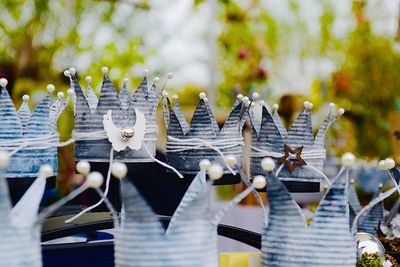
[63,70,70,78]
[67,88,75,96]
[47,84,55,93]
[57,92,64,99]
[22,95,30,101]
[39,164,53,178]
[350,178,355,184]
[162,91,169,97]
[242,96,250,106]
[0,151,10,169]
[329,102,335,108]
[259,100,265,106]
[225,155,237,168]
[76,161,91,175]
[68,67,76,76]
[172,94,178,100]
[204,97,208,103]
[199,92,207,99]
[323,184,329,191]
[111,162,128,179]
[252,92,260,100]
[341,152,356,167]
[0,78,8,87]
[378,183,384,189]
[272,103,279,111]
[101,66,109,74]
[167,72,173,79]
[378,160,386,170]
[385,158,396,170]
[199,159,211,171]
[153,77,160,84]
[208,163,223,180]
[85,76,92,83]
[253,175,267,189]
[85,171,104,189]
[123,78,129,85]
[337,108,345,116]
[261,157,275,171]
[236,94,243,100]
[143,68,149,76]
[304,101,313,109]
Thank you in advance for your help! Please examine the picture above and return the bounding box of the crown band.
[250,146,326,160]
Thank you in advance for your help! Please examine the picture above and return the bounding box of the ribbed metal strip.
[25,94,51,137]
[71,75,93,132]
[118,84,129,111]
[358,190,383,236]
[0,87,23,139]
[314,114,335,147]
[166,98,185,137]
[386,199,400,226]
[257,106,284,152]
[117,170,218,267]
[287,109,314,148]
[187,99,217,138]
[172,98,189,134]
[17,100,31,130]
[220,102,244,137]
[86,84,98,114]
[273,110,287,140]
[348,184,361,213]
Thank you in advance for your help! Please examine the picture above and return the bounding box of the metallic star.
[278,144,306,174]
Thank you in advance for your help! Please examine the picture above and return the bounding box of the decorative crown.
[65,67,162,162]
[260,156,356,266]
[0,79,67,178]
[250,100,344,182]
[162,92,247,174]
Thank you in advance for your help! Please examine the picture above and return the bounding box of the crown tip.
[143,68,149,77]
[167,72,173,79]
[63,70,71,78]
[0,78,8,87]
[57,92,64,99]
[172,94,178,100]
[272,103,279,111]
[22,95,30,101]
[242,96,250,106]
[337,108,345,116]
[379,158,396,170]
[259,100,265,106]
[85,76,92,83]
[303,101,313,110]
[252,92,260,100]
[101,66,109,75]
[341,152,356,167]
[162,91,169,97]
[47,84,55,93]
[154,77,160,83]
[199,92,207,100]
[68,67,76,76]
[123,78,129,85]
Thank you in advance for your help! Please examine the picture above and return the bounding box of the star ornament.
[278,144,306,174]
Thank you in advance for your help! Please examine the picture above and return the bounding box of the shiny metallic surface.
[356,232,385,261]
[120,127,135,140]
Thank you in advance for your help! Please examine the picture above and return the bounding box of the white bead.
[350,178,355,184]
[0,151,10,169]
[76,161,90,175]
[242,96,250,106]
[377,160,386,170]
[252,92,259,100]
[22,95,30,101]
[208,163,224,180]
[385,158,396,170]
[123,78,129,85]
[85,171,104,189]
[143,68,149,76]
[167,72,173,79]
[111,162,128,179]
[63,70,70,77]
[303,101,313,109]
[162,91,169,97]
[85,76,92,83]
[199,92,207,99]
[253,175,267,189]
[329,102,335,108]
[259,100,265,106]
[0,78,8,87]
[378,183,384,189]
[272,104,279,111]
[199,159,211,171]
[67,88,75,96]
[101,66,109,74]
[236,94,243,100]
[261,157,275,171]
[172,94,178,100]
[251,102,255,107]
[225,155,237,168]
[154,77,160,83]
[337,108,345,116]
[57,92,64,99]
[341,152,356,167]
[39,164,53,178]
[68,67,76,75]
[47,84,55,93]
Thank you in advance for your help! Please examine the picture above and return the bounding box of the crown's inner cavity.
[121,126,135,141]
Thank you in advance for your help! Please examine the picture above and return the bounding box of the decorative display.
[250,100,344,182]
[162,92,247,174]
[66,67,161,162]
